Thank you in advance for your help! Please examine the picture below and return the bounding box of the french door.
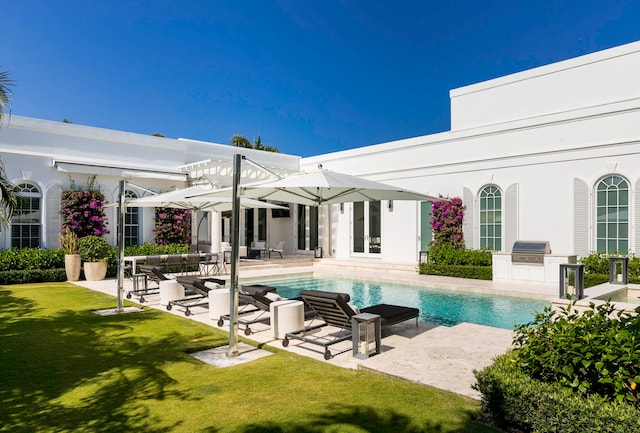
[352,201,381,256]
[297,204,318,251]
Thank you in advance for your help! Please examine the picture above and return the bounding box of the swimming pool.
[251,275,549,330]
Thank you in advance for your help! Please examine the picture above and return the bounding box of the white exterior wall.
[450,41,640,130]
[302,41,640,264]
[5,41,640,266]
[0,116,300,250]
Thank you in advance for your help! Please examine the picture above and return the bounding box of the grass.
[0,282,500,433]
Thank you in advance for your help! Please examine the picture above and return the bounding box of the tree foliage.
[231,134,279,152]
[0,68,17,227]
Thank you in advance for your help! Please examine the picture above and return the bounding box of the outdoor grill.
[511,241,551,265]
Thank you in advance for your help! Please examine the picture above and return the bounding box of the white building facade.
[2,40,640,266]
[301,40,640,264]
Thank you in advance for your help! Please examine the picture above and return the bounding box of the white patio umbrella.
[112,183,284,314]
[125,185,285,212]
[191,168,442,205]
[188,155,446,357]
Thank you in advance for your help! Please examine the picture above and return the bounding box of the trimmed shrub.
[584,273,610,288]
[77,236,111,262]
[426,243,492,266]
[419,243,492,279]
[0,269,67,284]
[419,263,492,280]
[0,248,65,271]
[512,301,640,408]
[474,353,640,433]
[123,243,189,256]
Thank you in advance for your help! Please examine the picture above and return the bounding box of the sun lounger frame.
[283,290,419,360]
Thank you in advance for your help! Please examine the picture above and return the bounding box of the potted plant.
[60,228,81,281]
[78,235,111,281]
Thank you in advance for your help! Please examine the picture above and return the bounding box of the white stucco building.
[2,40,640,269]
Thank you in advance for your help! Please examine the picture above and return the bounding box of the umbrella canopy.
[125,186,285,211]
[188,156,446,358]
[189,168,443,205]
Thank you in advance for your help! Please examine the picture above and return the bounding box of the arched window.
[596,175,629,253]
[124,190,140,246]
[479,185,502,250]
[11,183,41,248]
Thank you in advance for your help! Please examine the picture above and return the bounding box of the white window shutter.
[463,187,474,249]
[504,183,519,252]
[573,178,589,257]
[635,179,640,255]
[45,184,62,249]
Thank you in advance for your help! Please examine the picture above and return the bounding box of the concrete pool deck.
[74,260,558,400]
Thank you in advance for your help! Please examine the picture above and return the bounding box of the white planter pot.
[83,261,108,281]
[64,254,81,282]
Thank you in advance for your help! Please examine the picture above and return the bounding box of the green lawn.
[0,282,499,433]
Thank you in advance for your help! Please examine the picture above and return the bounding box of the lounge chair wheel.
[244,327,252,336]
[126,293,132,299]
[139,297,145,303]
[324,350,332,360]
[282,338,289,347]
[184,309,191,317]
[217,318,224,327]
[166,304,172,311]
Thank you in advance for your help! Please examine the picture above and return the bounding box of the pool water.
[252,276,549,330]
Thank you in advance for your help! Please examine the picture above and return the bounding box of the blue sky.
[3,1,640,157]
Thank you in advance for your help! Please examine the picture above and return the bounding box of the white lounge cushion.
[265,292,283,302]
[204,281,221,290]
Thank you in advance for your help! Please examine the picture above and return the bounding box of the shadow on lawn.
[227,404,485,433]
[0,287,211,432]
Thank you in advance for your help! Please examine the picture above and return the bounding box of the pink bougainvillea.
[430,195,465,248]
[154,207,191,245]
[61,188,109,238]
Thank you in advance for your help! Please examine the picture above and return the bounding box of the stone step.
[313,258,417,274]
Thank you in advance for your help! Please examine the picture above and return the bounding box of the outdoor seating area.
[283,289,420,360]
[126,253,222,277]
[216,284,318,336]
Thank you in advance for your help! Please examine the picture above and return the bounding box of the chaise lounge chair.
[217,285,277,335]
[170,276,226,316]
[283,290,419,360]
[126,264,167,303]
[217,285,317,335]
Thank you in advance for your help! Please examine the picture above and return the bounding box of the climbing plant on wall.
[430,195,465,248]
[60,176,109,238]
[154,207,191,245]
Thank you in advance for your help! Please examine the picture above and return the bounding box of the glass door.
[352,201,381,256]
[297,204,319,252]
[420,201,432,251]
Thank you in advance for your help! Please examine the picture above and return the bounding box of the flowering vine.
[61,177,109,238]
[154,207,191,245]
[430,195,465,248]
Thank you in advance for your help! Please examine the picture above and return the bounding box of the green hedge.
[0,248,65,271]
[425,243,493,266]
[418,244,493,280]
[474,353,640,433]
[584,273,640,288]
[419,263,493,280]
[0,269,67,284]
[0,243,190,284]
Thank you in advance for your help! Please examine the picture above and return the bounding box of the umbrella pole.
[227,154,242,357]
[115,179,126,312]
